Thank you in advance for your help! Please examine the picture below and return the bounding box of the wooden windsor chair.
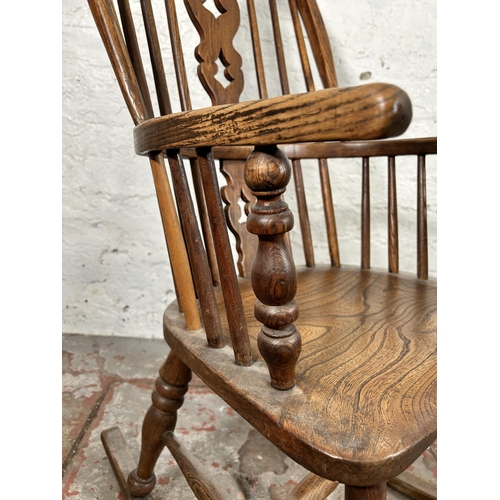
[87,0,437,499]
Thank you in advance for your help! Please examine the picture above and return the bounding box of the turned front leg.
[345,483,386,500]
[127,350,191,497]
[245,145,301,390]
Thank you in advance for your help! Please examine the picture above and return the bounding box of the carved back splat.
[213,0,340,275]
[184,0,256,277]
[184,0,244,105]
[220,161,257,277]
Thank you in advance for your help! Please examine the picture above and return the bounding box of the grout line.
[62,384,112,477]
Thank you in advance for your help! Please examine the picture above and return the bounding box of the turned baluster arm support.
[245,145,301,390]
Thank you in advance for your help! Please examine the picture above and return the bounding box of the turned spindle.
[245,145,301,390]
[127,351,191,496]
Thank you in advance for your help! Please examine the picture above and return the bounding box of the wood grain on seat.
[163,266,436,487]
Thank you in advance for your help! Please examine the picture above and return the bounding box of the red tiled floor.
[62,334,436,499]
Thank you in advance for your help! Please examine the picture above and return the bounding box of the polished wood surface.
[163,266,437,486]
[246,146,301,389]
[220,159,258,278]
[134,83,412,153]
[185,0,243,106]
[319,157,341,267]
[127,350,192,496]
[88,0,146,124]
[293,159,315,267]
[197,148,252,366]
[166,150,225,348]
[88,0,203,336]
[138,0,172,116]
[295,0,338,88]
[101,427,136,500]
[361,157,371,270]
[345,483,386,500]
[181,137,437,161]
[388,156,399,273]
[117,0,154,119]
[163,432,231,500]
[283,473,339,500]
[149,154,201,331]
[417,155,429,280]
[388,470,437,500]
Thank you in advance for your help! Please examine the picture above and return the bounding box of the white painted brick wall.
[62,0,437,338]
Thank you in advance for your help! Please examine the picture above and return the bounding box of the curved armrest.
[133,83,412,155]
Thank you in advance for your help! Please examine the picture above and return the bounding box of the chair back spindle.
[163,0,222,285]
[119,0,228,348]
[87,0,206,333]
[165,149,226,348]
[319,158,341,267]
[388,156,399,274]
[165,0,191,111]
[117,0,155,118]
[295,0,338,88]
[269,0,290,95]
[196,148,253,366]
[361,157,371,270]
[139,0,172,115]
[149,154,201,330]
[123,0,224,310]
[271,0,341,268]
[292,159,315,267]
[289,0,315,92]
[246,0,268,99]
[417,155,429,280]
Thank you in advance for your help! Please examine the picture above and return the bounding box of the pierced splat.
[184,0,244,105]
[214,57,231,89]
[220,160,258,277]
[201,0,223,18]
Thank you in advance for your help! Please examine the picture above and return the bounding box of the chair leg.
[126,350,192,497]
[344,482,386,500]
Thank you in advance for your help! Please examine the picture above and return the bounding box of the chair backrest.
[88,0,436,378]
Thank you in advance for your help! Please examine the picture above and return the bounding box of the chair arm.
[133,83,412,154]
